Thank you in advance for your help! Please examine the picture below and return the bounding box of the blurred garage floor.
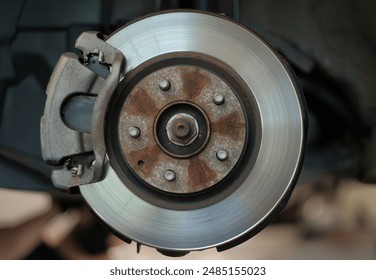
[0,179,376,260]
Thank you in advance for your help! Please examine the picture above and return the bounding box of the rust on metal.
[127,144,162,177]
[187,157,217,191]
[181,68,210,101]
[126,88,159,117]
[117,65,246,194]
[212,112,245,141]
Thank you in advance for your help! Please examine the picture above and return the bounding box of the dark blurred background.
[0,0,376,259]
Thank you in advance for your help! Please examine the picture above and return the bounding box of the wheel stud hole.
[137,160,144,166]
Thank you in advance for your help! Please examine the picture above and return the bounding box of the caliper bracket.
[41,31,125,191]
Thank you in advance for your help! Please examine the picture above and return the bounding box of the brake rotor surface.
[80,11,306,251]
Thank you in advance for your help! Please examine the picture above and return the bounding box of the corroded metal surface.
[118,65,246,194]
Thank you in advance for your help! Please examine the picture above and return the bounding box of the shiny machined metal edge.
[80,11,306,251]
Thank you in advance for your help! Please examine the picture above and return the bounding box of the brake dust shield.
[77,11,306,253]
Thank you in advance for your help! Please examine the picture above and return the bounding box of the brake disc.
[42,11,306,254]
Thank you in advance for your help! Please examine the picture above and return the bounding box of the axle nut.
[166,113,199,146]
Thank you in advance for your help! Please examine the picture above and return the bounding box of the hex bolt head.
[216,149,228,161]
[164,170,176,182]
[159,79,171,91]
[166,113,199,146]
[128,126,141,138]
[213,93,225,105]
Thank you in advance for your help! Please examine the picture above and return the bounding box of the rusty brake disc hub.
[118,65,246,194]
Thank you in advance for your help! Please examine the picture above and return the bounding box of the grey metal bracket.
[41,31,125,191]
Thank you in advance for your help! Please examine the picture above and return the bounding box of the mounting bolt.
[216,149,228,161]
[129,126,141,138]
[213,93,225,105]
[159,79,171,91]
[164,170,176,182]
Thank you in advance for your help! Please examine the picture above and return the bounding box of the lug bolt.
[164,170,176,182]
[159,79,171,91]
[216,149,228,161]
[213,93,225,105]
[128,126,141,138]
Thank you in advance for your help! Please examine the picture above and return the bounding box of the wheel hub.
[118,64,246,194]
